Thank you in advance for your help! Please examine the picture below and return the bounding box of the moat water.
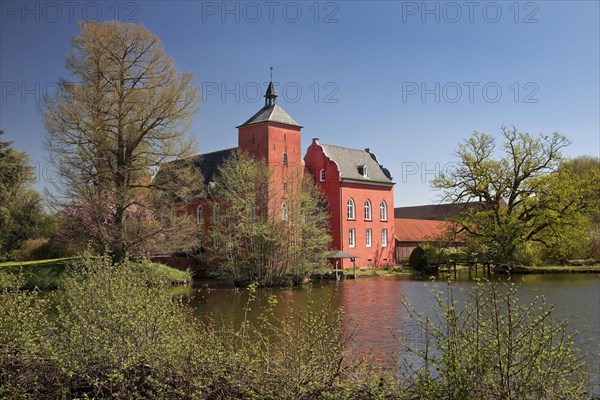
[186,272,600,394]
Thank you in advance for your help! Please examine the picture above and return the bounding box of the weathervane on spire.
[264,66,278,107]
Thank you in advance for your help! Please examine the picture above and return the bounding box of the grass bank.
[0,257,191,290]
[510,265,600,274]
[352,264,600,278]
[353,267,413,277]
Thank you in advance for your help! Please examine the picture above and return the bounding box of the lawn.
[0,257,192,290]
[353,267,413,276]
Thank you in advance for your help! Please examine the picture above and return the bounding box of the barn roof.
[394,202,488,221]
[318,142,394,185]
[395,218,460,243]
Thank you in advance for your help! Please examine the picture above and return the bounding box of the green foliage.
[0,258,591,399]
[0,130,46,261]
[409,246,427,271]
[17,237,75,261]
[208,151,331,286]
[433,128,599,266]
[0,257,381,399]
[537,156,600,263]
[0,280,50,398]
[399,280,588,399]
[0,257,190,290]
[48,257,197,398]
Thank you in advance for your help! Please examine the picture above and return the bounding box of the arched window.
[281,202,288,221]
[283,152,288,167]
[364,199,372,220]
[212,205,219,223]
[380,200,388,221]
[319,169,325,182]
[347,198,355,220]
[196,205,203,224]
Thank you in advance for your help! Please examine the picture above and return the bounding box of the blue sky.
[1,1,599,206]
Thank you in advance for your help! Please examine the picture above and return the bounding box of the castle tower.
[237,76,303,218]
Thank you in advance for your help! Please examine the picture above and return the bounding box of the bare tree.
[42,21,201,262]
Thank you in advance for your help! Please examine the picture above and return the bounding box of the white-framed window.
[380,200,388,221]
[283,152,288,167]
[347,198,355,220]
[382,228,388,247]
[212,205,219,223]
[364,199,372,220]
[348,228,356,248]
[196,205,203,224]
[366,228,372,247]
[282,202,288,221]
[319,168,325,181]
[213,233,220,248]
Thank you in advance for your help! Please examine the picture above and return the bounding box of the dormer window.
[358,164,368,177]
[319,169,325,182]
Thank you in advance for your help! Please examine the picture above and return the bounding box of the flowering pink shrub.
[56,194,163,258]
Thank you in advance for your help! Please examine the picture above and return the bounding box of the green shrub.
[17,238,73,261]
[0,258,590,399]
[47,257,200,398]
[0,279,50,398]
[398,280,588,399]
[0,257,379,399]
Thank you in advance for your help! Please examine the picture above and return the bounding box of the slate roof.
[186,148,237,184]
[394,202,488,221]
[319,143,394,184]
[154,147,236,189]
[237,104,302,128]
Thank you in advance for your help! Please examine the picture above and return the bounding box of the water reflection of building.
[335,279,421,367]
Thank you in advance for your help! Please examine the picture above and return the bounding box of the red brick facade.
[238,121,303,215]
[162,81,397,271]
[304,139,395,269]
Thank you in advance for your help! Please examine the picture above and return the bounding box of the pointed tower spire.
[265,65,277,107]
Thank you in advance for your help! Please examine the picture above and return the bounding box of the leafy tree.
[41,21,202,262]
[207,151,331,286]
[432,127,596,265]
[538,156,600,262]
[0,130,45,260]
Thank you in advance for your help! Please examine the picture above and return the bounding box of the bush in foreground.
[0,258,591,399]
[398,280,589,399]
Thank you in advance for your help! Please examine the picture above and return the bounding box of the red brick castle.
[162,77,396,270]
